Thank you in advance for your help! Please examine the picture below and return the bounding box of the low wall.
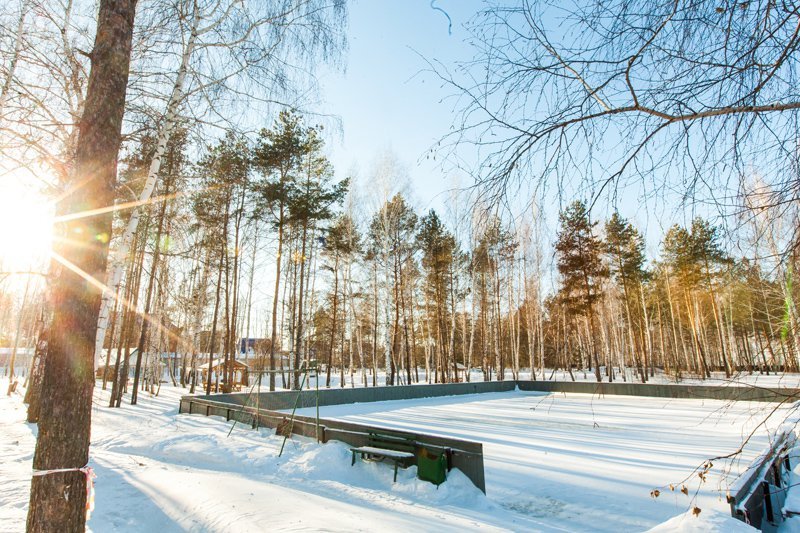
[179,396,486,493]
[194,379,799,411]
[518,380,800,403]
[201,380,517,411]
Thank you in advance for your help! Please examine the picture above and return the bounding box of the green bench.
[350,432,416,482]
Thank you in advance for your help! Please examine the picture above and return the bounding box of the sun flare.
[0,175,54,272]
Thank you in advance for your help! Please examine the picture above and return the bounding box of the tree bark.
[27,1,136,530]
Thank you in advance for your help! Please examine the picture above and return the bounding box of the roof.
[198,359,250,371]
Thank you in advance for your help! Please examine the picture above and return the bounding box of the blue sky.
[310,0,732,265]
[318,0,482,212]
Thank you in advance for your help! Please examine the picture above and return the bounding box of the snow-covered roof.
[197,359,249,371]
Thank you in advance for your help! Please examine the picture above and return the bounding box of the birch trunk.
[94,8,202,368]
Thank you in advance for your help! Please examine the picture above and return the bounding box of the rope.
[32,466,96,520]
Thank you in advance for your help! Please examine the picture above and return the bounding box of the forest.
[12,108,795,400]
[0,1,797,404]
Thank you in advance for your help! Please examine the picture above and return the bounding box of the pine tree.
[322,214,360,386]
[605,213,647,382]
[368,194,418,385]
[555,200,607,381]
[253,110,306,391]
[193,131,250,394]
[418,209,461,382]
[287,126,347,388]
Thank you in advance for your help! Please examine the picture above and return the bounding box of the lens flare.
[0,174,54,272]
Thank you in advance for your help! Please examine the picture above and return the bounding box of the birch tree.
[94,0,348,367]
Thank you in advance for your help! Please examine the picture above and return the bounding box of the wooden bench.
[350,432,416,482]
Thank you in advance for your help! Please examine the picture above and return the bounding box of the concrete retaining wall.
[200,380,518,411]
[194,379,798,412]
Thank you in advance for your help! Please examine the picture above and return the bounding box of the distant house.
[0,347,35,375]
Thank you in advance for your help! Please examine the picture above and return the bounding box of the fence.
[727,430,796,531]
[179,395,486,493]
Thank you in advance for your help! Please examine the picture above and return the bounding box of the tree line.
[95,110,800,398]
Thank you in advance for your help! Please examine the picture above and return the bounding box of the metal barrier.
[727,431,796,532]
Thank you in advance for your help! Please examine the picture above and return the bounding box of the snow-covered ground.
[294,390,794,531]
[265,367,800,391]
[0,379,578,532]
[1,376,793,532]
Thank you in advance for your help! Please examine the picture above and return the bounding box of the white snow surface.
[295,390,794,531]
[645,509,756,532]
[1,375,795,532]
[0,379,546,532]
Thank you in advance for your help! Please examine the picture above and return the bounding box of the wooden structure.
[350,432,416,482]
[199,359,249,391]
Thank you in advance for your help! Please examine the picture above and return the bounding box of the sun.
[0,174,54,272]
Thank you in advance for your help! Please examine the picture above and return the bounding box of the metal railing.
[727,430,795,532]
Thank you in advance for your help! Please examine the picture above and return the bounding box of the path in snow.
[1,379,562,532]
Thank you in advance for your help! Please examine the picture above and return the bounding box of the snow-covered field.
[295,390,794,531]
[267,367,800,391]
[1,376,795,532]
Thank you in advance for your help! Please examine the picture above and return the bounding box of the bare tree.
[436,0,800,240]
[94,0,348,367]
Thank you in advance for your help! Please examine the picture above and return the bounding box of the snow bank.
[0,379,545,532]
[647,509,756,532]
[3,376,796,532]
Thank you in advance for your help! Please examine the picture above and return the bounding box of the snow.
[1,376,796,532]
[294,390,795,531]
[646,509,756,532]
[0,379,554,532]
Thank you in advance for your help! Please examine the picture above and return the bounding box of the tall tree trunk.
[27,2,136,530]
[293,223,309,389]
[206,252,224,395]
[268,205,285,391]
[327,255,339,387]
[100,293,119,390]
[94,6,202,364]
[131,174,172,405]
[6,270,31,393]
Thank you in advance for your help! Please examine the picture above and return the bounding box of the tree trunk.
[293,223,309,390]
[94,6,201,365]
[206,251,224,395]
[27,2,136,530]
[131,173,172,405]
[326,254,339,387]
